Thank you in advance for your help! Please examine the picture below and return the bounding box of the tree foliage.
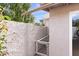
[0,5,8,56]
[0,3,34,23]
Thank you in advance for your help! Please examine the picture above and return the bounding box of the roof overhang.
[22,3,70,16]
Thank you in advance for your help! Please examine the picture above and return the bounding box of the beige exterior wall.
[5,21,48,56]
[49,4,79,56]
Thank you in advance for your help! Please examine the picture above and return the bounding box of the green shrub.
[0,5,8,56]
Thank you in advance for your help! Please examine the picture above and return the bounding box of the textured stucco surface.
[48,4,79,56]
[5,21,48,56]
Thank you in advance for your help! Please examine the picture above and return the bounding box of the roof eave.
[22,3,60,16]
[22,3,70,16]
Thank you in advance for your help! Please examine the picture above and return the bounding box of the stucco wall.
[5,21,48,56]
[49,4,79,56]
[27,25,48,56]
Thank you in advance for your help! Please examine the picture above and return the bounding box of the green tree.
[0,3,34,23]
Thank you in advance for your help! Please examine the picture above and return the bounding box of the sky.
[72,13,79,20]
[30,3,48,23]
